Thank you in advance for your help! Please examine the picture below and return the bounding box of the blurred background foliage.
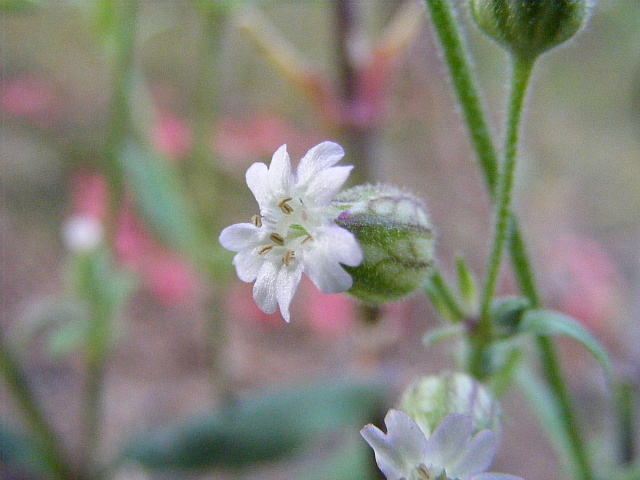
[1,1,639,479]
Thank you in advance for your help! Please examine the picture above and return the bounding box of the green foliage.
[0,423,52,480]
[118,141,203,256]
[520,309,612,379]
[121,379,387,471]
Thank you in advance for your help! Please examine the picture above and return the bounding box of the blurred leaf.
[520,309,612,380]
[118,140,203,256]
[455,256,477,311]
[121,379,387,470]
[73,247,135,323]
[424,270,465,322]
[422,325,462,348]
[515,367,577,479]
[299,432,372,480]
[609,464,640,480]
[0,423,51,480]
[0,0,38,12]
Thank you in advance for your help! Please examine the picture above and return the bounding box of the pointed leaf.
[118,141,202,256]
[423,325,462,348]
[456,256,477,310]
[520,309,611,379]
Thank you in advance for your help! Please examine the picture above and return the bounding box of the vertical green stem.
[422,3,594,479]
[83,2,139,473]
[470,57,533,378]
[0,332,79,480]
[422,0,498,196]
[478,57,533,322]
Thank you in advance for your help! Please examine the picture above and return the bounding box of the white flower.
[219,141,363,322]
[361,410,523,480]
[62,215,104,253]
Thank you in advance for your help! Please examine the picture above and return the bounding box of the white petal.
[303,225,362,293]
[296,141,345,188]
[300,165,353,207]
[267,144,292,200]
[275,264,303,322]
[233,251,263,283]
[361,410,428,480]
[424,414,473,471]
[246,162,269,206]
[447,429,496,478]
[219,223,262,252]
[471,474,524,480]
[252,261,279,314]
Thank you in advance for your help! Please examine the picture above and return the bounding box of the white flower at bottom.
[219,141,362,322]
[361,410,524,480]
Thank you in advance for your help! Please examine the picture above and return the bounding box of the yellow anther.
[270,233,285,246]
[283,250,295,266]
[258,245,273,255]
[302,235,313,244]
[278,197,294,214]
[251,215,262,228]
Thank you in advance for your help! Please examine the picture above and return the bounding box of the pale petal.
[252,261,279,314]
[267,144,292,200]
[275,264,303,322]
[446,429,496,478]
[233,251,263,283]
[424,414,473,471]
[361,410,428,480]
[303,225,362,293]
[219,223,262,252]
[246,162,269,206]
[471,474,524,480]
[296,141,345,188]
[301,165,353,207]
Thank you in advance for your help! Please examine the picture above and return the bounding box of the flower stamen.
[258,245,274,255]
[270,233,285,246]
[251,214,262,228]
[278,197,294,214]
[302,235,313,244]
[283,250,295,266]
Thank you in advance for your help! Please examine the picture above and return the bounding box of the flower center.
[254,197,317,267]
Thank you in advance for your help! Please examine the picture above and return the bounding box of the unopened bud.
[470,0,589,61]
[333,184,434,305]
[398,373,501,438]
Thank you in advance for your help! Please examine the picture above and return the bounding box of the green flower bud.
[469,0,589,61]
[398,373,501,438]
[491,296,531,338]
[333,184,434,305]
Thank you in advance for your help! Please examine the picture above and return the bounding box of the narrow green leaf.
[422,325,462,348]
[425,270,466,322]
[455,256,477,310]
[118,140,202,256]
[520,309,612,379]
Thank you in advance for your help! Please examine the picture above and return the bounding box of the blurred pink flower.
[151,111,192,159]
[69,171,198,305]
[212,114,314,167]
[0,74,62,127]
[302,277,358,336]
[545,233,621,333]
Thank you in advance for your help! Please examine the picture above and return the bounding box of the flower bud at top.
[333,184,434,305]
[469,0,589,61]
[398,372,501,439]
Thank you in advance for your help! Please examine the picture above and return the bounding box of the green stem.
[422,3,594,479]
[478,57,533,326]
[0,332,79,480]
[82,2,139,473]
[422,0,498,197]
